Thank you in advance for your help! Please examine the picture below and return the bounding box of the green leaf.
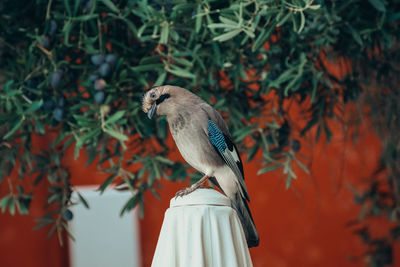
[47,224,57,238]
[130,64,164,72]
[34,172,45,186]
[8,197,15,215]
[257,163,283,175]
[35,119,45,134]
[234,126,254,142]
[77,192,90,209]
[3,117,24,139]
[285,175,293,190]
[4,80,14,92]
[120,192,141,216]
[98,174,116,193]
[73,14,98,21]
[252,20,277,52]
[33,219,54,231]
[73,0,80,15]
[208,23,238,29]
[348,25,363,46]
[63,137,75,150]
[387,12,400,22]
[160,23,169,44]
[247,144,259,162]
[276,12,291,27]
[298,12,305,33]
[219,16,238,26]
[195,4,202,33]
[154,71,167,86]
[173,57,193,68]
[316,123,322,141]
[105,110,126,125]
[139,198,145,218]
[293,156,310,174]
[63,0,72,16]
[62,19,73,46]
[16,198,30,215]
[309,5,321,10]
[166,65,195,79]
[73,114,96,126]
[213,29,241,42]
[80,128,101,144]
[25,99,43,114]
[62,222,75,241]
[368,0,386,12]
[100,0,119,13]
[301,117,318,136]
[0,196,10,213]
[150,187,160,199]
[104,128,128,142]
[323,121,332,143]
[155,156,174,165]
[74,141,82,160]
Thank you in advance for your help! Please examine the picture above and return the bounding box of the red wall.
[1,107,399,267]
[137,112,399,267]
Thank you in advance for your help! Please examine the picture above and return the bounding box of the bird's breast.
[168,113,224,175]
[169,111,190,135]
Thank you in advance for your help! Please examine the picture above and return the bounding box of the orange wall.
[137,115,399,267]
[1,110,399,267]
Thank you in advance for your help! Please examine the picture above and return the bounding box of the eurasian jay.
[142,85,259,248]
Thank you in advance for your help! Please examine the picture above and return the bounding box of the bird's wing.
[206,119,250,201]
[199,103,230,136]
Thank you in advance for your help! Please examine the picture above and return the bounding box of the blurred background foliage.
[0,0,399,265]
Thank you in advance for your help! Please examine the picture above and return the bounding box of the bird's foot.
[175,182,208,198]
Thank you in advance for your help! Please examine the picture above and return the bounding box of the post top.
[170,188,231,208]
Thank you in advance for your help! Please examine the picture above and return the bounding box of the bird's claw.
[174,187,192,198]
[175,183,207,199]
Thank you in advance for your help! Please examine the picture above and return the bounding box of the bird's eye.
[150,93,156,99]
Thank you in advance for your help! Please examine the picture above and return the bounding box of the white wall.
[69,186,141,267]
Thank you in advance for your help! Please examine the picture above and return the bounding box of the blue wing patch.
[206,119,250,201]
[207,120,226,152]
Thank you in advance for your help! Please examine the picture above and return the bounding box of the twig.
[35,43,52,57]
[35,43,57,70]
[97,18,103,53]
[7,177,14,195]
[17,66,42,104]
[46,0,53,20]
[284,0,314,12]
[0,38,17,52]
[78,22,84,50]
[100,105,110,131]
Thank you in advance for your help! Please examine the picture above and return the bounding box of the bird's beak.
[147,102,157,119]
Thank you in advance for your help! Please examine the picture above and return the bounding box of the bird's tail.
[231,193,259,248]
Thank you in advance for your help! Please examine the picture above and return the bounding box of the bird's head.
[141,85,172,119]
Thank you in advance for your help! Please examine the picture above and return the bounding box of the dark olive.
[91,54,105,66]
[49,20,57,36]
[94,79,106,90]
[105,54,118,66]
[50,70,63,88]
[52,107,63,121]
[62,209,73,221]
[43,99,55,111]
[41,36,50,50]
[99,63,111,77]
[94,91,105,103]
[291,139,301,152]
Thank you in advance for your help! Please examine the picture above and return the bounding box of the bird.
[141,85,259,248]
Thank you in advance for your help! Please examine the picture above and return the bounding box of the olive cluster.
[88,54,118,104]
[38,53,117,122]
[40,20,58,50]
